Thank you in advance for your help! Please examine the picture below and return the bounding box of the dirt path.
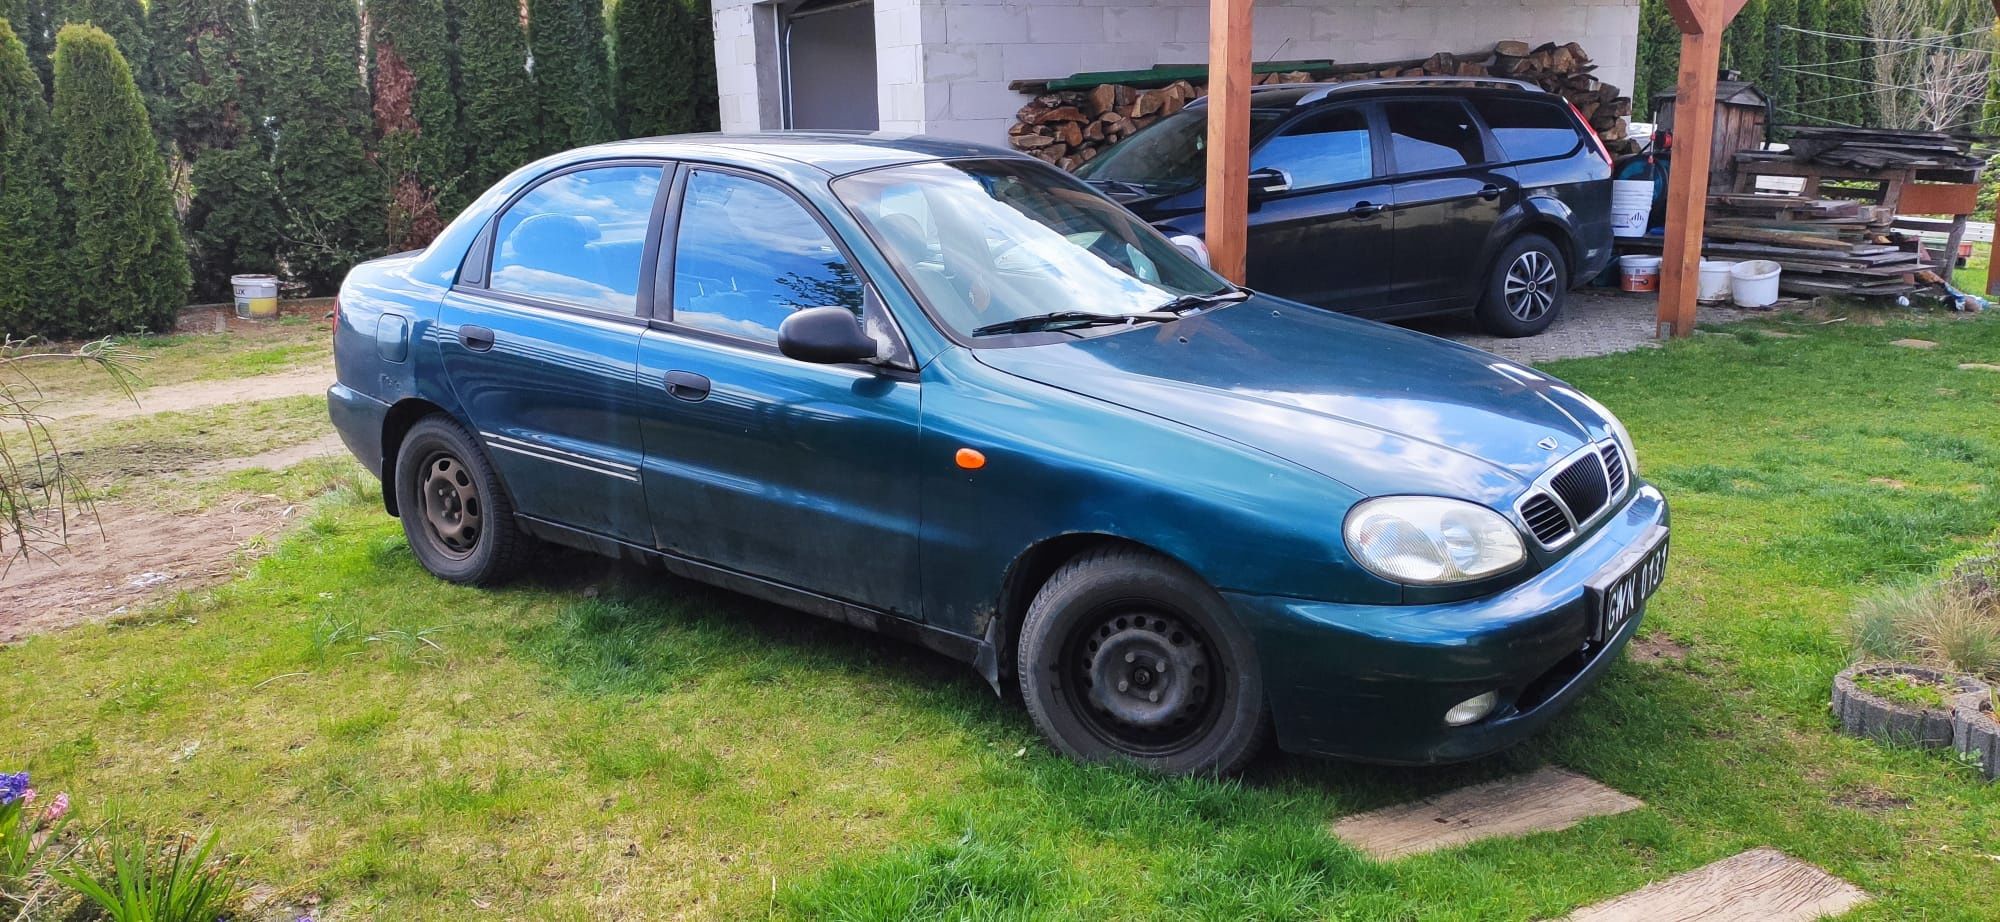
[42,364,333,422]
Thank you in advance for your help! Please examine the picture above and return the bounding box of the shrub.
[530,0,614,152]
[52,23,189,336]
[258,0,385,294]
[613,0,717,138]
[184,145,282,300]
[1847,576,2000,679]
[450,0,537,193]
[3,0,54,86]
[370,0,464,248]
[0,20,67,339]
[55,0,143,80]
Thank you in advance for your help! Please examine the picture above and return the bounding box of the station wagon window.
[1383,100,1488,174]
[1251,107,1373,190]
[489,165,661,314]
[671,170,864,344]
[1472,97,1584,162]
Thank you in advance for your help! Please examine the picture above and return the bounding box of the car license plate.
[1587,526,1668,641]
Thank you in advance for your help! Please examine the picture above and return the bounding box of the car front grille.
[1516,442,1629,548]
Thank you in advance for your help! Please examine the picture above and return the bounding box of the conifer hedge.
[259,0,384,294]
[0,20,65,338]
[51,23,188,335]
[614,0,699,137]
[450,0,538,194]
[530,0,614,152]
[370,0,464,248]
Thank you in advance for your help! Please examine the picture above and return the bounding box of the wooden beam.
[1656,27,1725,336]
[1204,0,1253,284]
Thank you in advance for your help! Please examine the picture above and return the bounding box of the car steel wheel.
[1062,605,1222,756]
[1504,250,1559,322]
[417,450,482,559]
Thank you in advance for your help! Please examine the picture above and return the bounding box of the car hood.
[971,296,1608,504]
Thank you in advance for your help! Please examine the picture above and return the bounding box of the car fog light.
[1444,692,1499,727]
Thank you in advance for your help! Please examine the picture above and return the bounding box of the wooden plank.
[1330,767,1642,860]
[1565,848,1868,922]
[1202,0,1253,284]
[1898,182,1980,217]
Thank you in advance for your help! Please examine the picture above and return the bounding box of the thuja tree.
[3,0,52,86]
[52,24,189,335]
[450,0,536,193]
[613,0,716,137]
[56,0,144,89]
[259,0,384,294]
[145,0,279,301]
[371,0,464,248]
[530,0,614,152]
[0,21,65,338]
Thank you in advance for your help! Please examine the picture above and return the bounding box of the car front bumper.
[1227,483,1667,765]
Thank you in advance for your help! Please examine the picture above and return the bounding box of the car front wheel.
[394,416,529,585]
[1017,547,1270,776]
[1476,234,1568,337]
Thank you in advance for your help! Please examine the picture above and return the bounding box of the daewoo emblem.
[1536,437,1560,451]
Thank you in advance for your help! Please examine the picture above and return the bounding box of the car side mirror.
[778,306,878,365]
[1248,167,1292,198]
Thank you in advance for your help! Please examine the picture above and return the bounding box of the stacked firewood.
[1009,40,1636,171]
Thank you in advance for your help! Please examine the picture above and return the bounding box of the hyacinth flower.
[0,771,27,805]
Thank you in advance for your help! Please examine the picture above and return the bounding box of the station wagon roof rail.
[1186,76,1549,110]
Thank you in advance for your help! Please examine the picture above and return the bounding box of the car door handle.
[664,370,711,402]
[1350,201,1383,218]
[1478,184,1504,201]
[457,324,495,352]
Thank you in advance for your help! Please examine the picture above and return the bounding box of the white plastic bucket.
[1610,179,1653,238]
[1618,254,1662,293]
[1698,260,1736,303]
[1729,259,1782,308]
[231,274,279,319]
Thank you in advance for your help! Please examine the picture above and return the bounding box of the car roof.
[557,131,1018,177]
[1193,76,1552,111]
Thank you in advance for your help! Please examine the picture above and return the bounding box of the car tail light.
[331,295,341,329]
[1567,99,1614,166]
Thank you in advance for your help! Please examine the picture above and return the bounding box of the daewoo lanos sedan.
[329,133,1668,776]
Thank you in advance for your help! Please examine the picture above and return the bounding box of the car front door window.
[1251,108,1373,191]
[670,170,865,343]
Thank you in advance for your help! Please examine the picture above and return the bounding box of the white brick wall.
[711,0,1641,144]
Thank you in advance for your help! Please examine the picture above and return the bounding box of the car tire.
[1017,547,1270,776]
[394,415,529,586]
[1475,234,1568,338]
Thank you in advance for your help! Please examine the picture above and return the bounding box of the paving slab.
[1415,290,1757,364]
[1564,847,1867,922]
[1890,338,1938,349]
[1330,766,1642,860]
[1959,362,2000,372]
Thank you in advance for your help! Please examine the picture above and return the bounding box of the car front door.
[436,162,666,544]
[635,166,925,617]
[1243,105,1396,312]
[1381,98,1517,311]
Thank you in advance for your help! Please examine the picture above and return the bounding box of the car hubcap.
[419,452,481,559]
[1505,251,1559,322]
[1066,609,1219,753]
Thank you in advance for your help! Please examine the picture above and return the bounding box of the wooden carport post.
[1989,0,2000,298]
[1657,0,1749,337]
[1204,0,1255,284]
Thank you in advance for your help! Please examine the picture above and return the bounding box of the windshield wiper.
[1154,288,1251,315]
[1084,178,1154,196]
[972,311,1177,337]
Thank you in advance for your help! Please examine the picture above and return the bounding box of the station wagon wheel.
[394,416,530,586]
[1018,547,1270,776]
[1475,234,1568,338]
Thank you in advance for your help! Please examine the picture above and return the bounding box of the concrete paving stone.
[1563,847,1867,922]
[1330,766,1642,860]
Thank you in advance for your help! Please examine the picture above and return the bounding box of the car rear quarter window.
[670,170,864,344]
[489,165,661,314]
[1250,107,1372,190]
[1472,97,1584,162]
[1383,100,1488,175]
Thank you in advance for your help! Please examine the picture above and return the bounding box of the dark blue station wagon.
[329,133,1668,775]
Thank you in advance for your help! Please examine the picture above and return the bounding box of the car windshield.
[832,159,1232,342]
[1074,108,1287,195]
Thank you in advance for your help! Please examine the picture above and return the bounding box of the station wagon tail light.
[1343,497,1525,585]
[1567,99,1614,166]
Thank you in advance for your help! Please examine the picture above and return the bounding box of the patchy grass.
[4,314,2000,918]
[1853,671,1954,711]
[6,315,329,408]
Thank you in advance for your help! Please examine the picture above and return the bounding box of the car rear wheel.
[394,416,529,585]
[1017,547,1270,776]
[1475,234,1568,338]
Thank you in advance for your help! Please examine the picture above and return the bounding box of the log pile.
[1008,40,1635,171]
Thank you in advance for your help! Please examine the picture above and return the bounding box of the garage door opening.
[783,0,878,130]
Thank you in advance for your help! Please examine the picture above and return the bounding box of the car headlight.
[1343,497,1526,585]
[1575,392,1638,474]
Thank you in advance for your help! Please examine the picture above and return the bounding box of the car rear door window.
[1250,108,1373,190]
[670,170,864,344]
[1383,100,1488,175]
[489,165,662,314]
[1472,97,1584,162]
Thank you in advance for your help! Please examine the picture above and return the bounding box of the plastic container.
[1698,260,1736,303]
[1610,179,1653,238]
[1618,254,1662,292]
[1729,259,1782,308]
[231,274,279,320]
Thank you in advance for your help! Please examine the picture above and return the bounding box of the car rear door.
[436,161,666,544]
[1381,98,1517,311]
[1243,105,1396,311]
[633,165,926,617]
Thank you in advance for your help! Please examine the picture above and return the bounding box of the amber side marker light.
[955,448,986,470]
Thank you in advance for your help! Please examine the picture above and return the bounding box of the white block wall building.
[713,0,1641,145]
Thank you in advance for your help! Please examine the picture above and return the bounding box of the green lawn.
[7,313,2000,919]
